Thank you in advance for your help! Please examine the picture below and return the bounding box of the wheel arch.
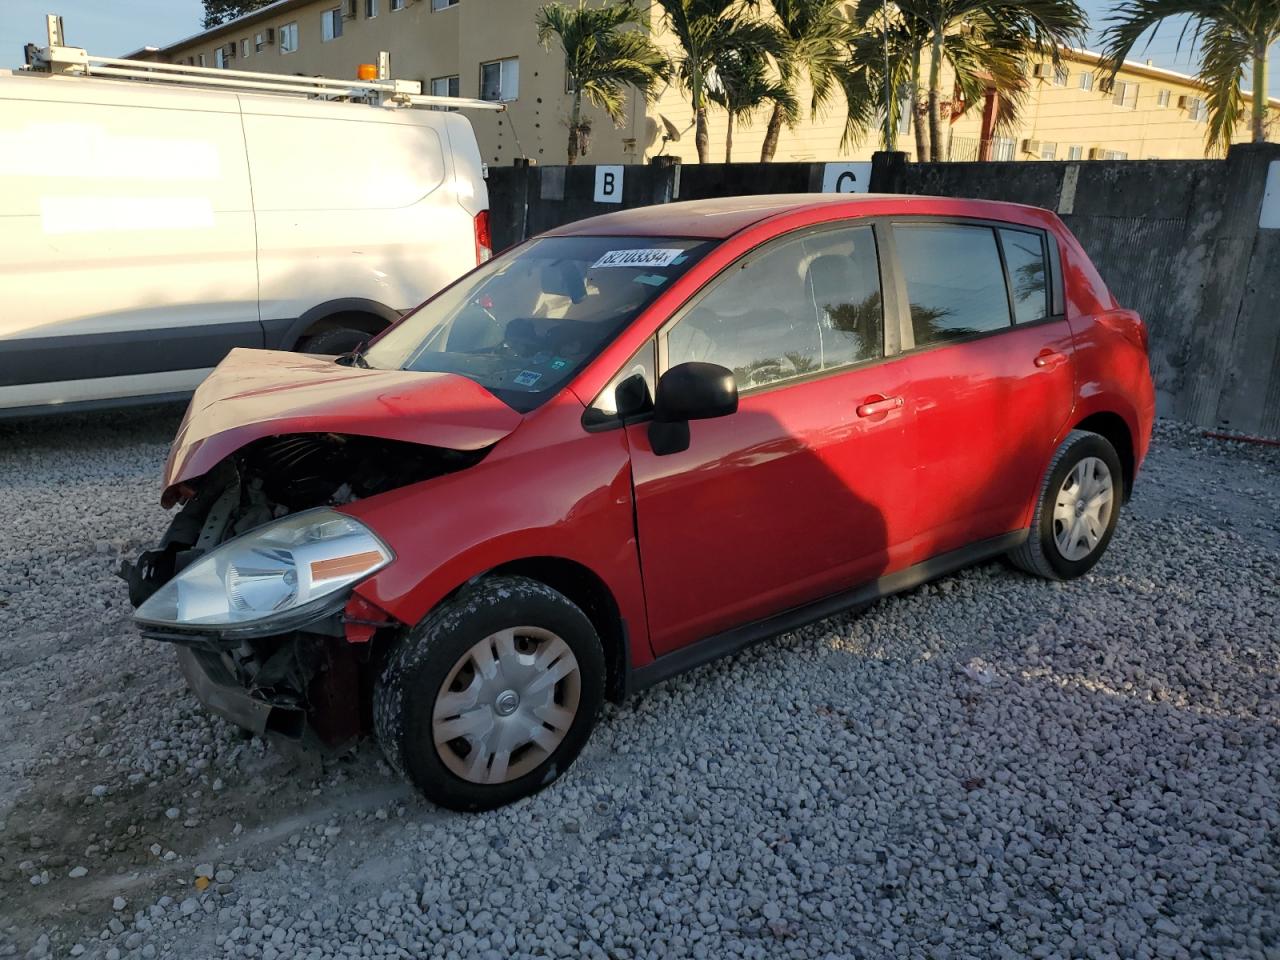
[1071,410,1135,500]
[267,298,402,352]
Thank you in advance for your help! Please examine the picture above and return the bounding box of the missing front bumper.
[176,646,306,739]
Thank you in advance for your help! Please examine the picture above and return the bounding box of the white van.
[0,61,491,414]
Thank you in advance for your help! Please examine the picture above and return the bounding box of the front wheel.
[373,576,604,811]
[1009,430,1123,580]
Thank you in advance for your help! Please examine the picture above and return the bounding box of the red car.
[124,195,1155,811]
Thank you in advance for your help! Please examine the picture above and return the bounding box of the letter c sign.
[821,162,872,194]
[594,165,624,204]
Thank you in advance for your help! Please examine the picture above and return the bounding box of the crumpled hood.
[162,348,523,497]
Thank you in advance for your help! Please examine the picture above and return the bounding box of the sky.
[1,0,1275,96]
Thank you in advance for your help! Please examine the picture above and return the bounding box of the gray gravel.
[1,410,1277,960]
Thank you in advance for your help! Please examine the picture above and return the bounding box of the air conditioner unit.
[1088,147,1104,160]
[1032,63,1053,79]
[1021,138,1042,154]
[1178,95,1203,111]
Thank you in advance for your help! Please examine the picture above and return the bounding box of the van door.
[888,221,1076,561]
[0,85,261,410]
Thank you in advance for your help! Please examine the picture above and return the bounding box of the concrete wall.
[487,146,1280,437]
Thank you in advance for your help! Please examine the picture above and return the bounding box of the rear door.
[622,222,918,656]
[887,220,1075,561]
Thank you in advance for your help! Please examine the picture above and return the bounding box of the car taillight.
[474,210,492,265]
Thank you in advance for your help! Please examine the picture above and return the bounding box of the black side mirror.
[649,362,738,456]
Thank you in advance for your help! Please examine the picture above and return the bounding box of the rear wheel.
[298,326,369,356]
[1009,429,1123,580]
[373,576,604,811]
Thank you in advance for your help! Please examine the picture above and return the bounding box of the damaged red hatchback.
[125,195,1155,811]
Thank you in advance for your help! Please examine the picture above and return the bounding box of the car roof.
[543,193,1050,240]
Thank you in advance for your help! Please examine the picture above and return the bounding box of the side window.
[999,229,1049,323]
[666,225,884,391]
[588,339,656,423]
[895,223,1011,347]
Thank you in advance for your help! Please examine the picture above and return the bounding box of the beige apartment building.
[127,0,1279,165]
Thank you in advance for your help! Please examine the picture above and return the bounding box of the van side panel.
[241,96,479,344]
[0,75,261,410]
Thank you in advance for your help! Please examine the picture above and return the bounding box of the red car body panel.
[164,195,1155,674]
[162,348,523,495]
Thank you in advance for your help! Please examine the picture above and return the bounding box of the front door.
[625,223,917,657]
[887,221,1077,561]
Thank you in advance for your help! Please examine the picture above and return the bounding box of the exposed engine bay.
[120,433,485,743]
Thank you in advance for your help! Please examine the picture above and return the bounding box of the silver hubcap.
[1052,456,1114,561]
[432,627,581,785]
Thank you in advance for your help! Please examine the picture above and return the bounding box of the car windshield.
[362,235,718,411]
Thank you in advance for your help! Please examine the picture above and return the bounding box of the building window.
[280,21,299,53]
[1053,65,1069,86]
[1040,141,1057,160]
[239,38,250,59]
[198,53,207,66]
[1156,88,1171,107]
[366,0,378,15]
[1112,80,1139,110]
[1187,97,1209,121]
[432,0,459,9]
[991,137,1016,161]
[255,31,267,51]
[480,57,519,102]
[322,7,344,41]
[1078,72,1094,91]
[431,75,460,97]
[390,0,405,9]
[1103,149,1128,160]
[215,47,226,68]
[565,71,576,94]
[1067,145,1083,160]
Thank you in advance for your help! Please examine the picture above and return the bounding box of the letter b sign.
[594,165,624,204]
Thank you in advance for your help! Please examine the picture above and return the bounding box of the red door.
[626,361,914,656]
[889,222,1076,561]
[623,221,916,657]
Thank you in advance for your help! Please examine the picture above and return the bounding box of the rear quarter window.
[242,114,445,210]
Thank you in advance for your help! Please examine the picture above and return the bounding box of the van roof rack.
[23,13,505,112]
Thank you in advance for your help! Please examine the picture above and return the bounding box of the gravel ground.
[0,410,1277,960]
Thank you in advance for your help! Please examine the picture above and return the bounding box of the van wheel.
[298,327,368,356]
[1009,429,1123,580]
[373,576,605,811]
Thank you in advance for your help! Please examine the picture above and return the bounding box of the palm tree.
[536,1,670,164]
[653,0,785,162]
[853,0,1088,161]
[1100,0,1280,153]
[759,0,863,161]
[710,48,799,160]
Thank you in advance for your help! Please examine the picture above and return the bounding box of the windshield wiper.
[336,346,371,368]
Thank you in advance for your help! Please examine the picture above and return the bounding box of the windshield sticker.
[633,273,668,287]
[514,370,543,387]
[550,357,568,370]
[592,248,684,269]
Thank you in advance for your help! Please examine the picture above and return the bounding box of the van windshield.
[361,235,717,411]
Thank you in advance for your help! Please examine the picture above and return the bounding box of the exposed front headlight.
[135,509,392,636]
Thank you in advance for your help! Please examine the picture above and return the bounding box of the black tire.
[373,576,605,811]
[298,326,369,356]
[1009,429,1124,581]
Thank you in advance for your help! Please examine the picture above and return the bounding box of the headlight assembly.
[135,509,392,637]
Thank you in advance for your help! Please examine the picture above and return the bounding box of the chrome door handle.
[856,395,904,418]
